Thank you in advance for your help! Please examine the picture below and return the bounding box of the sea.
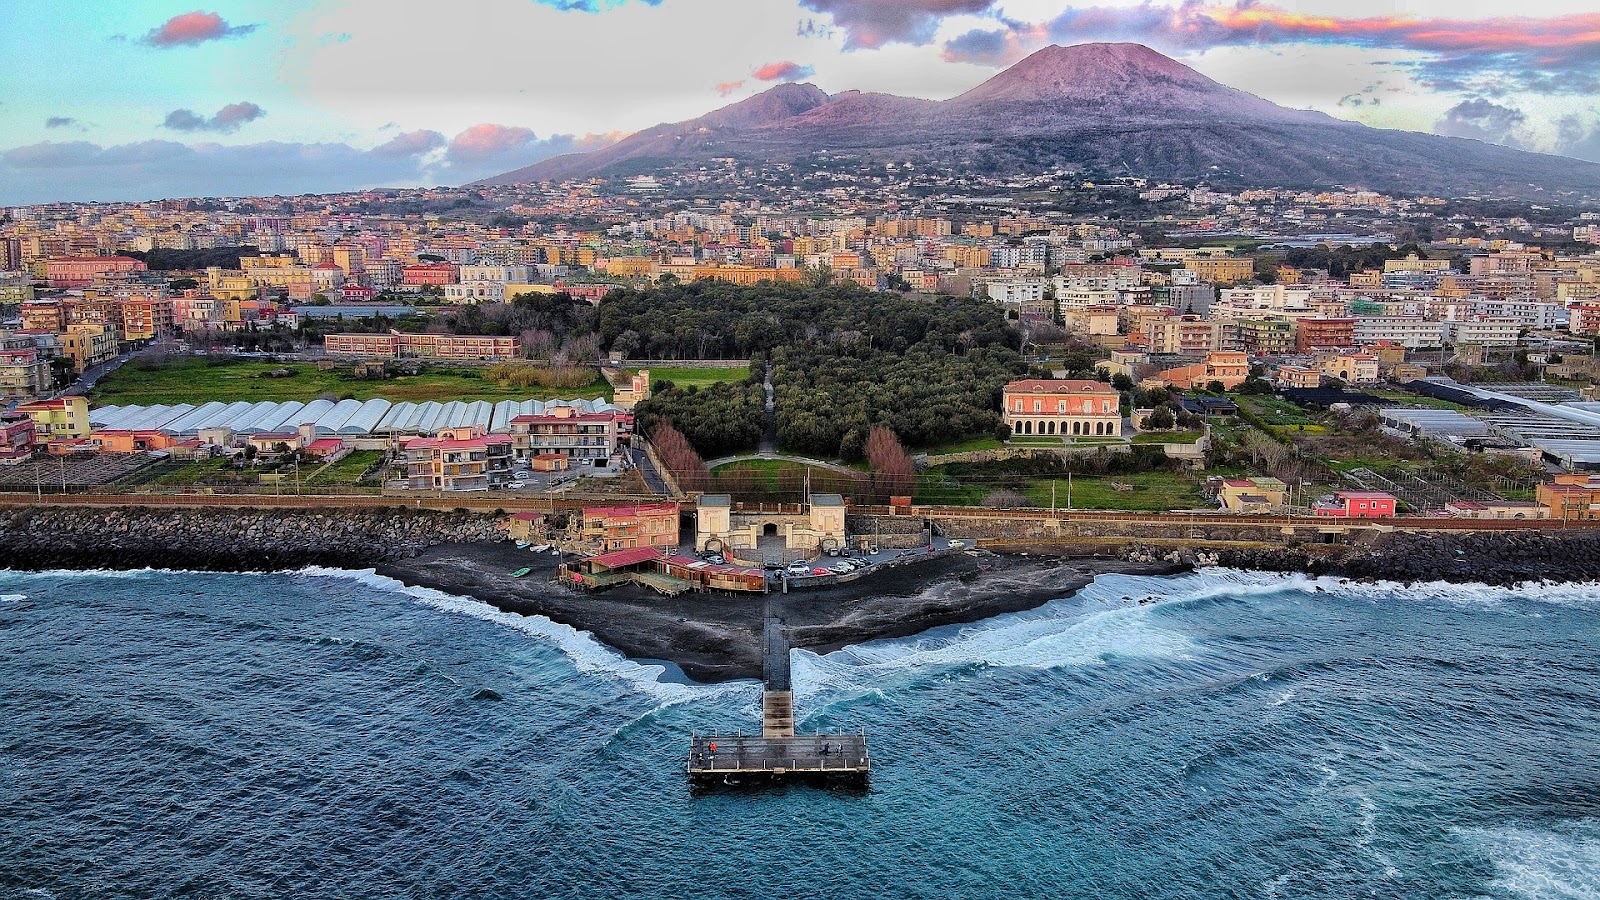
[1,566,1597,900]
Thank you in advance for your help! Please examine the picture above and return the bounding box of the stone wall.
[0,506,507,572]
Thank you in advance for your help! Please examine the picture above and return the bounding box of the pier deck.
[687,732,870,779]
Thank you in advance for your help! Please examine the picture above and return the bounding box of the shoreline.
[373,542,1188,682]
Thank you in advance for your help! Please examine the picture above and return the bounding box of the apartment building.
[1353,317,1447,349]
[62,324,118,372]
[402,426,513,491]
[1235,318,1297,355]
[579,503,679,552]
[1320,352,1380,384]
[0,334,51,400]
[1295,317,1356,351]
[15,395,90,439]
[1183,256,1255,284]
[1444,317,1521,347]
[507,405,623,465]
[44,256,145,287]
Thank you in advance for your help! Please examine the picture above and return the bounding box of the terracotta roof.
[1005,379,1118,394]
[585,547,664,569]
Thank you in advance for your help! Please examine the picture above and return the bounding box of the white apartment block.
[1447,298,1566,329]
[984,280,1047,304]
[1210,285,1315,321]
[1445,317,1522,347]
[444,282,508,304]
[1353,317,1447,348]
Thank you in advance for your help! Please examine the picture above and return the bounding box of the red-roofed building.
[509,404,624,465]
[1312,490,1397,518]
[403,426,512,491]
[0,413,36,463]
[580,502,679,551]
[401,263,460,286]
[45,256,145,288]
[1002,379,1122,438]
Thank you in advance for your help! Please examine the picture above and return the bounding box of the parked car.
[786,560,811,575]
[868,544,881,555]
[840,547,854,558]
[825,546,839,557]
[811,567,831,576]
[948,540,967,549]
[507,481,527,489]
[829,563,853,575]
[900,548,921,556]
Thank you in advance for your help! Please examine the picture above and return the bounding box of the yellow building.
[1184,257,1256,284]
[16,395,91,439]
[689,265,805,286]
[62,324,118,373]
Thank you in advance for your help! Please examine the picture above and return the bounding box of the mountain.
[479,43,1600,197]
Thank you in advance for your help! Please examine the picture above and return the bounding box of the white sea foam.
[791,599,1196,701]
[0,593,25,602]
[1457,820,1600,900]
[294,566,751,707]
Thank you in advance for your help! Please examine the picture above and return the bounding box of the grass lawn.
[1131,430,1205,444]
[710,458,809,492]
[1023,471,1206,511]
[306,450,386,485]
[1364,388,1471,411]
[919,436,1005,455]
[92,357,611,406]
[1239,396,1318,427]
[631,366,750,390]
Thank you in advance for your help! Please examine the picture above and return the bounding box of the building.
[1153,350,1249,390]
[1218,477,1287,513]
[1147,317,1226,354]
[1320,352,1380,384]
[507,405,623,465]
[401,263,460,286]
[1003,379,1122,438]
[45,256,145,287]
[1537,474,1600,521]
[1275,364,1322,388]
[1183,256,1256,284]
[402,426,513,491]
[15,396,90,439]
[579,503,679,551]
[611,369,651,410]
[1296,317,1356,351]
[1353,317,1446,349]
[1312,490,1397,518]
[1235,318,1297,355]
[323,330,523,361]
[0,412,37,462]
[1444,317,1521,348]
[0,333,51,400]
[61,324,118,373]
[118,293,175,342]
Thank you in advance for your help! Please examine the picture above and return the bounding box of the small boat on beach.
[529,544,550,553]
[515,541,531,550]
[510,567,533,578]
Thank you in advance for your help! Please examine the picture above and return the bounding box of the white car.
[786,560,811,575]
[507,481,527,489]
[947,540,967,549]
[829,563,853,575]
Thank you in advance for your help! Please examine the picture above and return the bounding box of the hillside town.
[2,176,1600,537]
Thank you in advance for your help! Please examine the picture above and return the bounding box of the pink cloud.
[143,10,259,47]
[801,0,995,50]
[940,3,1600,93]
[753,61,815,81]
[716,80,746,96]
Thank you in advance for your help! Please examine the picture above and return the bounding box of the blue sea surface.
[0,567,1597,899]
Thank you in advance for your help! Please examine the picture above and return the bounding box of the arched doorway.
[763,522,778,537]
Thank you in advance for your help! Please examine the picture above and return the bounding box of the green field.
[919,436,1005,456]
[305,450,386,485]
[632,366,750,390]
[1022,472,1206,511]
[92,357,612,406]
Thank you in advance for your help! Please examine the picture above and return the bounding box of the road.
[631,447,671,496]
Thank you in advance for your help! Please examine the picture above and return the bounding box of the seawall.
[0,506,507,572]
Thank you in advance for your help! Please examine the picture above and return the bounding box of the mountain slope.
[477,43,1600,197]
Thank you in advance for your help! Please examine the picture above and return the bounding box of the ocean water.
[1,567,1597,900]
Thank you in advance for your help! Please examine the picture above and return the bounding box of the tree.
[1145,406,1176,430]
[865,425,916,500]
[1111,373,1135,392]
[1205,380,1226,395]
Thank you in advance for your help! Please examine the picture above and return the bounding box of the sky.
[2,0,1600,204]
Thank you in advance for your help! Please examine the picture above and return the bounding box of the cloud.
[752,60,815,82]
[442,124,620,179]
[1435,99,1528,146]
[143,11,259,47]
[1555,115,1600,163]
[372,129,447,158]
[936,4,1600,95]
[799,0,995,50]
[715,80,746,96]
[535,0,663,10]
[163,101,267,133]
[44,117,79,129]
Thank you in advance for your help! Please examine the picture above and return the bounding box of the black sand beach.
[375,542,1186,682]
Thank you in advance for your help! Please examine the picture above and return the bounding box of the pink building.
[0,413,36,462]
[401,263,460,286]
[1312,491,1397,518]
[45,256,146,288]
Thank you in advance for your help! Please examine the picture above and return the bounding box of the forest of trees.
[126,246,259,271]
[633,374,766,460]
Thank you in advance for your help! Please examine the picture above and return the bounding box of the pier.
[687,616,870,785]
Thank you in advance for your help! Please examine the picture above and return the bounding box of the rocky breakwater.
[0,506,507,572]
[1175,529,1600,586]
